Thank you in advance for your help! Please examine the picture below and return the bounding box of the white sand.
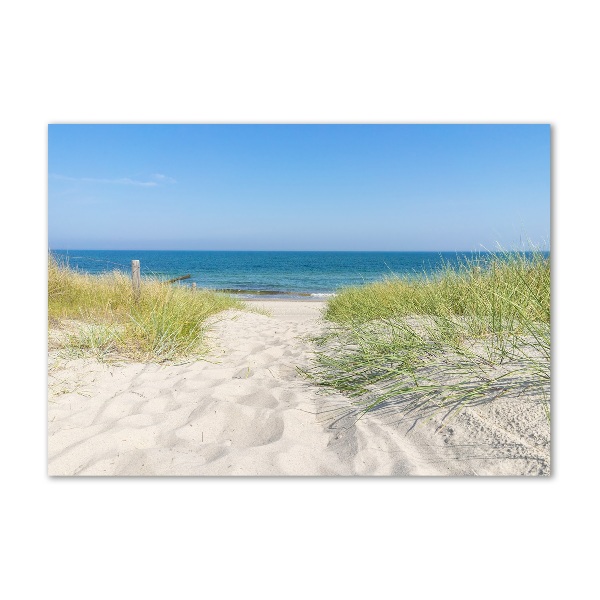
[48,301,550,476]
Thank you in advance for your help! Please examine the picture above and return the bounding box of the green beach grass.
[307,249,550,423]
[48,255,242,361]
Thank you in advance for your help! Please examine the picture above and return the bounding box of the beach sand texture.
[48,301,550,476]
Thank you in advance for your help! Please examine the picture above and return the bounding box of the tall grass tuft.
[48,254,242,361]
[307,250,550,423]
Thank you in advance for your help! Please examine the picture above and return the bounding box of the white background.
[1,1,598,598]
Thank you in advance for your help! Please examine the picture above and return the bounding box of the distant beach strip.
[218,288,336,300]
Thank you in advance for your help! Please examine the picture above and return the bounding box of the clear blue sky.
[48,124,550,251]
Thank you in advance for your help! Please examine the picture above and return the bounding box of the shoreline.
[243,297,327,302]
[215,289,336,300]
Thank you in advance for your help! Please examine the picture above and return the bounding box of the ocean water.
[50,250,535,299]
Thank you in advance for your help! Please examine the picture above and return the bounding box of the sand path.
[48,301,549,475]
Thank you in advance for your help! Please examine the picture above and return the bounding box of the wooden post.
[131,260,141,301]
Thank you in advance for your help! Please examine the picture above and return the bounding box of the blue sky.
[48,124,550,251]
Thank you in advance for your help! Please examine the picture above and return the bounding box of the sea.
[49,250,538,299]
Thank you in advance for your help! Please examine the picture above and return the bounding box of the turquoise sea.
[50,250,543,299]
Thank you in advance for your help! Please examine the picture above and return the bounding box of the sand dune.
[48,301,549,476]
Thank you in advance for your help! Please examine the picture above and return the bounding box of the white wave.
[310,293,337,297]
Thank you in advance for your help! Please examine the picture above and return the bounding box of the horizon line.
[50,247,549,253]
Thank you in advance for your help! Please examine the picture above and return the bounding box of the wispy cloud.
[152,173,177,184]
[50,173,176,187]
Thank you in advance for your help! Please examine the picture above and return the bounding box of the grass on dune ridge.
[308,249,550,423]
[325,250,549,327]
[48,255,242,361]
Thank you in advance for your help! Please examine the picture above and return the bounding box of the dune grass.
[48,255,242,361]
[307,250,550,423]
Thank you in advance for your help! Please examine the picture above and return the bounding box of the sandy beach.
[48,300,550,476]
